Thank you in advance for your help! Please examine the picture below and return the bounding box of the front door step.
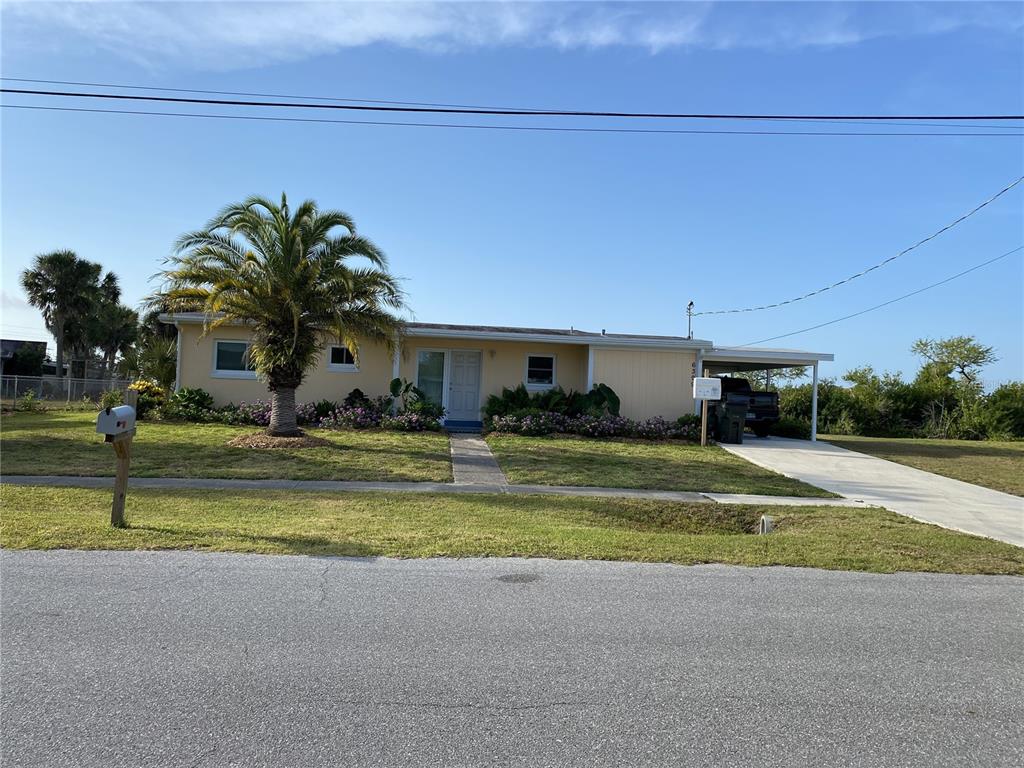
[445,420,483,434]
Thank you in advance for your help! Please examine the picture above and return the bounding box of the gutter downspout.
[174,323,182,392]
[391,336,401,414]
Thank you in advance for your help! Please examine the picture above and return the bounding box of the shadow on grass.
[826,437,1024,461]
[129,523,382,557]
[1,428,452,482]
[491,439,822,495]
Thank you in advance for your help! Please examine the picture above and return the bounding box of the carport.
[695,346,835,441]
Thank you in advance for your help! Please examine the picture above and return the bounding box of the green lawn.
[3,485,1021,573]
[0,411,452,482]
[823,435,1024,496]
[486,434,833,497]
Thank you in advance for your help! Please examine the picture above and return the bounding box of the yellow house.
[162,314,833,434]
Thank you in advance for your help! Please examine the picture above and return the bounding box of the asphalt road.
[2,551,1021,767]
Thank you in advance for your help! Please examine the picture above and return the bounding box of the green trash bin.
[717,396,746,444]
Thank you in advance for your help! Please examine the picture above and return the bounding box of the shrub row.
[484,383,621,419]
[159,386,443,432]
[487,411,701,440]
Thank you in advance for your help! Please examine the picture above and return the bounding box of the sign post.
[692,375,721,448]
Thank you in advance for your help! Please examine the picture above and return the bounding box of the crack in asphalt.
[315,563,331,607]
[334,699,611,712]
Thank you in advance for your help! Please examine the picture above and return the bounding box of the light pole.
[686,300,695,339]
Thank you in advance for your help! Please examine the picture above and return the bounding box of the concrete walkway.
[720,437,1024,547]
[449,432,508,486]
[1,474,870,507]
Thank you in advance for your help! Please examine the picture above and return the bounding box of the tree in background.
[911,336,998,438]
[20,250,101,380]
[735,366,807,390]
[118,337,177,391]
[88,273,139,377]
[911,336,997,387]
[156,194,405,436]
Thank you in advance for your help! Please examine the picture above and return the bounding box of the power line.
[3,77,1022,130]
[741,246,1023,346]
[6,104,1024,138]
[3,87,1024,121]
[695,176,1024,316]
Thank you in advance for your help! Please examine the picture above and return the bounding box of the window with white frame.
[328,345,358,372]
[213,340,256,378]
[525,354,555,389]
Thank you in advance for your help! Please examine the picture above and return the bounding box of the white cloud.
[2,1,1021,69]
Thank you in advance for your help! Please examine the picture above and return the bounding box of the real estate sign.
[692,377,721,401]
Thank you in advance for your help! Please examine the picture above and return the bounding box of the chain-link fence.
[1,376,132,406]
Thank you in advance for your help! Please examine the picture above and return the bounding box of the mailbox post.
[692,375,721,448]
[96,404,137,528]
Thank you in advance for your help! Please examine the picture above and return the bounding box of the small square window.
[214,341,255,377]
[330,347,355,366]
[526,355,555,388]
[328,345,358,371]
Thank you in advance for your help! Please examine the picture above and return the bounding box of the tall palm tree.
[20,250,102,380]
[157,194,405,436]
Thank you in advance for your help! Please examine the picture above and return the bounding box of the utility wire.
[695,176,1024,316]
[3,87,1023,121]
[3,77,1021,130]
[741,246,1023,346]
[5,104,1024,138]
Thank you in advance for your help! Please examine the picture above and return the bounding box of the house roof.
[157,313,832,364]
[159,313,713,350]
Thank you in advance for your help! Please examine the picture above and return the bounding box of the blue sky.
[2,1,1022,387]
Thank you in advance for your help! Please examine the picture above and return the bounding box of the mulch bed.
[227,433,332,450]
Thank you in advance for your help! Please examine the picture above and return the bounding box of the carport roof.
[701,346,834,374]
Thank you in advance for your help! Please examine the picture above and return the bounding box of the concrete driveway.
[720,438,1024,547]
[3,551,1022,767]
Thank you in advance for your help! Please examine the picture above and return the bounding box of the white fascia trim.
[406,327,711,350]
[704,348,834,365]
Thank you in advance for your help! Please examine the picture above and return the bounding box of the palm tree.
[93,304,140,378]
[156,194,405,436]
[118,336,176,391]
[20,250,102,380]
[86,272,139,377]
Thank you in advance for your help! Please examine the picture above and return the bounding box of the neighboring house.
[1,339,47,377]
[161,314,833,435]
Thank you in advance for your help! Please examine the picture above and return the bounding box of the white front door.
[448,350,481,421]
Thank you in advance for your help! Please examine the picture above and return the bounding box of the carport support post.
[811,361,819,442]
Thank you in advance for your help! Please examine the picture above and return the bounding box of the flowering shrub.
[490,411,568,436]
[319,404,383,430]
[226,399,318,427]
[128,379,166,418]
[486,411,701,441]
[380,412,443,432]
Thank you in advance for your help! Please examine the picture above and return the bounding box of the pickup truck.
[708,377,780,438]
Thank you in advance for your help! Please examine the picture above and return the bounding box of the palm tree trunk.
[54,316,64,380]
[269,387,301,436]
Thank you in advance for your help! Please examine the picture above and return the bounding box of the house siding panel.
[591,348,696,420]
[176,324,394,406]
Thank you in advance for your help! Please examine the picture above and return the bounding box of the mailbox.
[96,405,136,436]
